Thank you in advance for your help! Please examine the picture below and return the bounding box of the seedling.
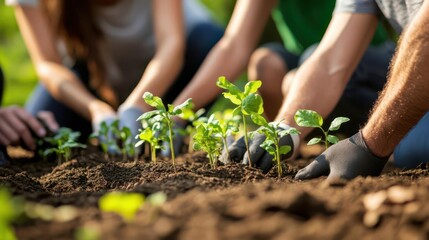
[99,191,145,222]
[41,128,86,164]
[90,121,120,159]
[294,109,350,149]
[90,120,137,160]
[216,76,264,167]
[0,188,24,240]
[135,121,166,163]
[213,109,241,161]
[192,114,223,169]
[118,126,136,161]
[139,92,194,168]
[251,114,299,177]
[98,191,166,222]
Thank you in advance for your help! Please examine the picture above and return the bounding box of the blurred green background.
[0,0,279,107]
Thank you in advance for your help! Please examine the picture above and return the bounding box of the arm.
[171,0,277,111]
[362,2,429,157]
[122,0,185,111]
[275,12,379,138]
[14,5,115,122]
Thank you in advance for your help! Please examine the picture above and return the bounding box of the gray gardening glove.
[220,124,297,173]
[118,106,144,155]
[160,121,187,158]
[295,131,389,180]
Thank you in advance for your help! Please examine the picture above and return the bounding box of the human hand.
[160,121,187,158]
[219,123,298,173]
[0,106,59,151]
[295,131,389,180]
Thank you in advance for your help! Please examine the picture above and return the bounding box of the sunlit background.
[0,0,278,107]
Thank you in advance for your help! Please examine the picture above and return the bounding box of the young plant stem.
[275,143,282,178]
[208,153,216,169]
[167,121,176,171]
[151,144,156,163]
[222,137,231,162]
[320,127,329,149]
[242,114,252,167]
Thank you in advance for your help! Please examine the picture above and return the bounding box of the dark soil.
[2,146,429,240]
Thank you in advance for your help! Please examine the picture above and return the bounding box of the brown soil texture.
[2,147,429,240]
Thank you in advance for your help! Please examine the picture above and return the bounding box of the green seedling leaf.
[307,137,322,145]
[99,192,145,222]
[295,109,323,128]
[328,117,350,131]
[173,98,193,114]
[137,110,162,121]
[242,93,263,115]
[143,92,165,110]
[222,92,242,105]
[244,80,262,95]
[327,135,339,144]
[279,145,291,155]
[251,113,267,127]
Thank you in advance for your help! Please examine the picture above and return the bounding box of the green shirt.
[272,0,389,55]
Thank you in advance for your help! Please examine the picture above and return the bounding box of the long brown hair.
[42,0,117,106]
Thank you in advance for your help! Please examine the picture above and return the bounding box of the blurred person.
[295,0,429,180]
[8,0,223,146]
[0,66,58,162]
[166,0,394,161]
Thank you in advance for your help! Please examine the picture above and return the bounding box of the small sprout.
[90,120,136,160]
[213,109,241,161]
[135,122,166,163]
[118,126,136,161]
[252,115,300,177]
[0,188,24,240]
[193,114,223,169]
[90,121,119,158]
[294,109,350,149]
[99,192,145,222]
[216,76,264,167]
[41,128,86,164]
[139,92,194,168]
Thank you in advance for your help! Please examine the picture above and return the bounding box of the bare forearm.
[275,13,377,139]
[123,45,184,111]
[363,6,429,157]
[36,62,103,120]
[172,40,251,110]
[275,57,350,137]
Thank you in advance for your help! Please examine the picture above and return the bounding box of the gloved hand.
[295,131,389,180]
[160,121,187,158]
[118,106,144,155]
[219,123,298,173]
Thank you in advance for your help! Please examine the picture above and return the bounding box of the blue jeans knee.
[393,112,429,169]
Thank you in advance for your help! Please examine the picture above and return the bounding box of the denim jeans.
[26,21,224,140]
[393,112,429,169]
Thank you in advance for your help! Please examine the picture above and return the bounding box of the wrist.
[88,100,116,123]
[360,128,392,158]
